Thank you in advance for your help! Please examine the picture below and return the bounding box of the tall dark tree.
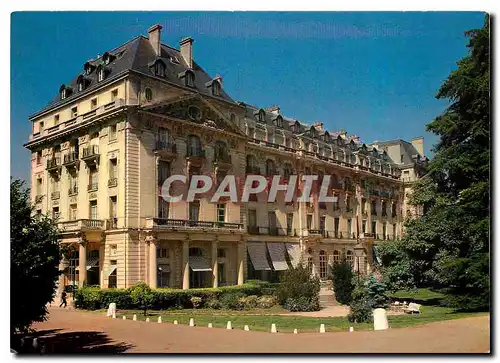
[380,16,490,311]
[11,179,62,335]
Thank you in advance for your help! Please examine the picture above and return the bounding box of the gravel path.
[28,307,490,353]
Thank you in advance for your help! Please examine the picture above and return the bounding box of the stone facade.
[24,23,424,294]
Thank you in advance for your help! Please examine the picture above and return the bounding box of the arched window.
[350,153,356,165]
[212,80,221,96]
[338,149,345,162]
[214,141,228,162]
[155,61,165,77]
[145,87,153,102]
[266,159,276,176]
[346,250,354,267]
[258,109,265,123]
[246,155,258,174]
[319,250,327,279]
[230,113,236,124]
[333,250,340,264]
[283,163,293,179]
[187,135,201,156]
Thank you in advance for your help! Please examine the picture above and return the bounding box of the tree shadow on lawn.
[13,329,134,354]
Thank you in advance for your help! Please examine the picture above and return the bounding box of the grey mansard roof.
[30,36,236,119]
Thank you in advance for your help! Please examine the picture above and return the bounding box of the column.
[212,239,218,288]
[367,198,373,234]
[78,242,87,287]
[99,242,105,288]
[148,237,157,289]
[237,241,245,285]
[182,240,190,290]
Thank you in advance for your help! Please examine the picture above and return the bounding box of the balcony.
[46,157,61,174]
[108,178,118,188]
[107,217,118,229]
[51,191,60,200]
[58,219,106,232]
[34,195,44,204]
[186,148,205,166]
[87,183,99,192]
[154,141,177,161]
[82,146,100,166]
[68,186,78,196]
[147,218,244,232]
[63,152,79,169]
[245,166,261,175]
[247,226,297,236]
[213,152,232,171]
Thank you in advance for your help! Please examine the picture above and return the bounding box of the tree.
[330,260,355,304]
[11,179,62,335]
[347,277,373,323]
[366,274,389,309]
[380,16,490,311]
[129,282,154,316]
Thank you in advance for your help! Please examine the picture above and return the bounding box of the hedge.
[74,281,278,310]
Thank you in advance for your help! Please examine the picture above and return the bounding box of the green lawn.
[98,305,487,333]
[389,288,447,304]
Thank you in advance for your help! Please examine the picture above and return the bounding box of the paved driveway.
[27,307,490,353]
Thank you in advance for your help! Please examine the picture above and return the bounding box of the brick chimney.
[411,136,424,157]
[180,37,194,68]
[148,24,162,57]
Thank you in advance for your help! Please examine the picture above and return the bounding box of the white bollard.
[349,327,354,332]
[189,318,195,327]
[107,303,117,317]
[271,323,277,333]
[174,320,178,325]
[373,308,389,331]
[293,329,298,334]
[244,325,250,331]
[32,338,38,349]
[133,314,137,321]
[145,317,150,323]
[112,313,116,319]
[320,324,326,333]
[226,321,232,330]
[208,323,213,328]
[122,316,126,320]
[158,316,162,324]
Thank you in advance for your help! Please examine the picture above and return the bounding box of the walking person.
[59,290,67,308]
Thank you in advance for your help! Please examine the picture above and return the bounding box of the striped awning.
[247,243,272,271]
[86,257,100,271]
[189,256,212,272]
[286,243,301,268]
[106,265,117,277]
[267,243,288,271]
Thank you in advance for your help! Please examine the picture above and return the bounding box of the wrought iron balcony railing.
[151,218,243,230]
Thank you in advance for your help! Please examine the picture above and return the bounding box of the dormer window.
[102,52,115,65]
[59,85,72,100]
[213,80,221,96]
[76,75,90,92]
[155,62,165,77]
[275,116,283,128]
[186,72,195,87]
[97,67,105,82]
[84,62,96,75]
[258,109,265,123]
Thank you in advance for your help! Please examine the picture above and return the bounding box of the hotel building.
[24,24,426,292]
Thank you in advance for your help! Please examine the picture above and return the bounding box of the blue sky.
[11,11,485,182]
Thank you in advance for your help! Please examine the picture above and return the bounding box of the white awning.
[86,257,100,271]
[189,256,212,272]
[267,243,288,271]
[286,243,301,268]
[247,243,271,271]
[106,265,117,277]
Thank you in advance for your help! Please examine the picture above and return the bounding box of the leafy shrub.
[74,286,102,310]
[284,296,320,312]
[190,296,202,309]
[366,275,389,308]
[205,298,221,309]
[348,278,373,323]
[257,295,278,309]
[277,264,320,312]
[331,260,355,305]
[129,283,154,315]
[240,295,259,310]
[220,293,245,310]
